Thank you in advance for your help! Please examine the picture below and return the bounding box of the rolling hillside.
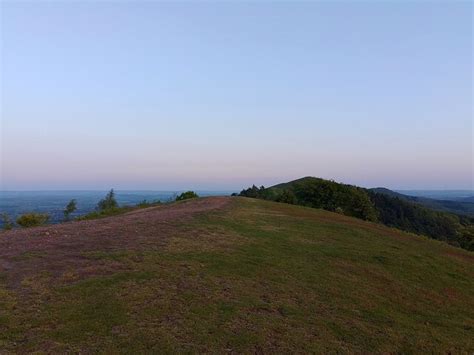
[0,197,473,352]
[241,177,474,250]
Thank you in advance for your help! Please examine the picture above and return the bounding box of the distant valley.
[371,188,474,216]
[396,190,474,201]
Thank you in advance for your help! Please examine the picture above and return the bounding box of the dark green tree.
[63,199,77,220]
[239,185,267,199]
[176,191,199,201]
[97,189,118,211]
[275,189,297,204]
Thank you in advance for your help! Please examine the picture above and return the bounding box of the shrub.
[63,199,77,220]
[16,213,49,228]
[335,207,344,215]
[176,191,199,201]
[1,213,14,230]
[97,189,118,211]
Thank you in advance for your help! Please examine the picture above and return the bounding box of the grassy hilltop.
[1,197,473,352]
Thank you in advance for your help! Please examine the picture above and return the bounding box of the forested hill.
[239,177,474,251]
[370,187,474,216]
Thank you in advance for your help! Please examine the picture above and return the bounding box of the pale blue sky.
[1,1,472,190]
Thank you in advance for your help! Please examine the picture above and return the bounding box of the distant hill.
[397,189,474,201]
[457,196,474,203]
[370,187,474,216]
[240,177,474,251]
[0,197,473,352]
[370,187,410,199]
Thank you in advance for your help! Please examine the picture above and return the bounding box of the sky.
[0,1,472,191]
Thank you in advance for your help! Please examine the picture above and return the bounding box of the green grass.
[1,198,473,352]
[75,206,135,221]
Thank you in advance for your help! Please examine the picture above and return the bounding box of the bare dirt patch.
[0,197,231,289]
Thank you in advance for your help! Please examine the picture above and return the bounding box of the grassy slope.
[1,197,473,353]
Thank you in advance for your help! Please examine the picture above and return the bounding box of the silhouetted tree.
[97,189,118,211]
[176,191,199,201]
[63,199,77,220]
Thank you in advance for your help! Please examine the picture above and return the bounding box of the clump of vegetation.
[77,189,124,220]
[97,189,118,211]
[16,213,50,228]
[335,207,344,215]
[239,185,267,199]
[176,191,199,201]
[1,213,14,230]
[63,199,77,221]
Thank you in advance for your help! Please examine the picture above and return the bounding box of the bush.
[176,191,199,201]
[97,189,118,211]
[335,207,344,215]
[16,213,49,228]
[1,213,14,230]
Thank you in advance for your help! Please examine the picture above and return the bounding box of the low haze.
[1,1,472,190]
